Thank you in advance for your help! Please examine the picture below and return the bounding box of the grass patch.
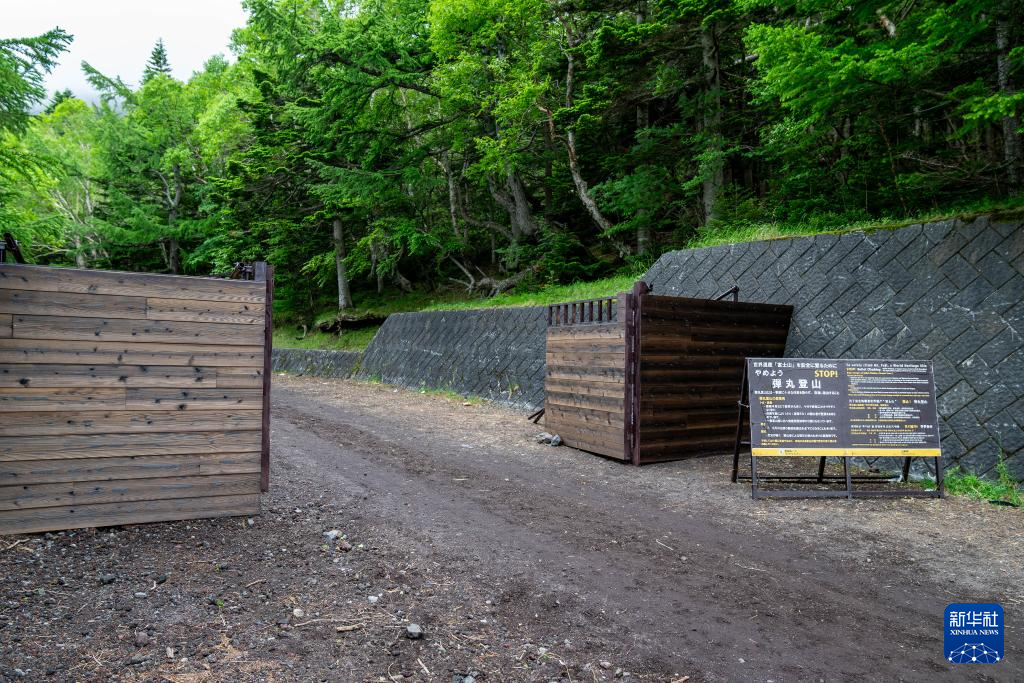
[421,274,638,311]
[415,386,487,405]
[923,456,1022,507]
[272,326,379,352]
[688,199,1024,249]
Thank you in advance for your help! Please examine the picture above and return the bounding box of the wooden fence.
[544,282,793,464]
[545,295,627,459]
[0,263,272,534]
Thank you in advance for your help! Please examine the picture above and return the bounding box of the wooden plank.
[545,351,625,369]
[638,436,735,458]
[215,367,263,389]
[0,364,217,389]
[0,452,261,485]
[0,472,261,511]
[0,430,261,460]
[548,403,618,423]
[0,387,125,412]
[546,324,623,342]
[545,339,625,354]
[0,338,263,367]
[0,313,10,337]
[146,297,264,325]
[0,493,260,535]
[545,390,622,413]
[545,409,623,437]
[545,377,623,397]
[642,295,793,319]
[0,410,262,437]
[545,423,625,459]
[0,263,265,303]
[546,366,625,384]
[0,289,146,319]
[12,314,264,346]
[125,387,262,410]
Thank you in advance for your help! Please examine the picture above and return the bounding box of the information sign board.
[746,358,941,458]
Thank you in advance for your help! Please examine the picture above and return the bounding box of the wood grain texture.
[0,493,260,535]
[146,297,264,325]
[0,364,216,389]
[0,472,260,511]
[0,289,145,319]
[0,452,261,485]
[0,264,264,303]
[544,290,791,465]
[0,263,270,535]
[12,314,263,346]
[215,367,263,389]
[0,338,263,367]
[0,410,262,437]
[0,430,261,460]
[125,388,263,411]
[0,387,126,412]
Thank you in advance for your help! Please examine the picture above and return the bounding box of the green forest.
[1,0,1022,331]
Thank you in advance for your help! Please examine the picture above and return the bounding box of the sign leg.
[901,456,911,482]
[843,457,853,500]
[936,456,944,498]
[751,455,760,498]
[731,367,748,484]
[816,457,826,483]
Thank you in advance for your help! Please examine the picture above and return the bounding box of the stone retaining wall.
[356,308,547,410]
[271,348,362,379]
[645,216,1023,478]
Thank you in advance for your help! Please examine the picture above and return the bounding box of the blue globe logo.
[948,643,1001,663]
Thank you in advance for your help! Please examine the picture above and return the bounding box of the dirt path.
[1,375,1021,682]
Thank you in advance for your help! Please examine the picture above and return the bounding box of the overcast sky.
[2,0,249,104]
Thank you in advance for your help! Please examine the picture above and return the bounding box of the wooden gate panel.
[0,264,271,535]
[634,294,792,464]
[544,307,627,460]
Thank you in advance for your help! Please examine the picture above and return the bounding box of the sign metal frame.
[731,359,945,499]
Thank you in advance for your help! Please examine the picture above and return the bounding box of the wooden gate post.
[255,262,274,492]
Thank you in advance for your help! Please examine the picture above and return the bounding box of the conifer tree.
[142,38,171,82]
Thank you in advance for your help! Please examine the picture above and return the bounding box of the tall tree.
[142,38,172,82]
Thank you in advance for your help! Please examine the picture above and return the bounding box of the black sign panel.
[746,358,941,458]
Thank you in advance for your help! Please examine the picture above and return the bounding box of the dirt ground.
[1,374,1021,682]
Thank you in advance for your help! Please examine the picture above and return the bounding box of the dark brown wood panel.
[0,313,10,338]
[634,294,792,464]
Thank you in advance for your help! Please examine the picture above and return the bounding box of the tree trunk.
[332,218,353,309]
[73,234,86,268]
[635,0,651,255]
[701,22,724,225]
[168,238,180,274]
[996,18,1021,190]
